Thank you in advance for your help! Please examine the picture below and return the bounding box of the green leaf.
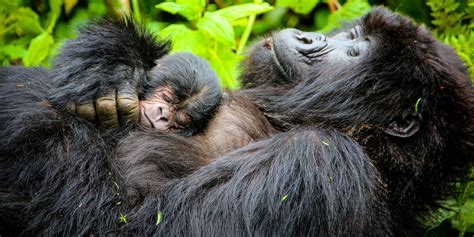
[320,0,371,33]
[462,199,474,232]
[208,44,241,89]
[155,210,163,225]
[156,2,202,21]
[23,32,54,66]
[49,0,62,17]
[160,24,208,56]
[119,212,127,224]
[276,0,319,15]
[196,12,236,49]
[176,0,204,5]
[314,8,330,30]
[12,8,44,35]
[214,3,273,22]
[87,0,107,17]
[0,45,27,59]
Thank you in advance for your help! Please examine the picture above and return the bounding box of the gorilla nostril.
[296,35,313,44]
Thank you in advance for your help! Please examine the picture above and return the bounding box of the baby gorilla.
[69,52,221,137]
[139,53,221,136]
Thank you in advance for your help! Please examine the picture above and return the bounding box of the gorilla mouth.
[263,37,292,80]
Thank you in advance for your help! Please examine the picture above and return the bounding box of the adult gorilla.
[0,7,473,236]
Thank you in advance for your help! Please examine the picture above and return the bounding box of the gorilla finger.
[76,101,97,122]
[66,102,76,114]
[117,82,140,125]
[96,90,120,128]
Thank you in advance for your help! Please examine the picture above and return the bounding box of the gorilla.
[0,7,472,236]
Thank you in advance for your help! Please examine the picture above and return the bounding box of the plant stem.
[236,0,263,55]
[132,0,142,23]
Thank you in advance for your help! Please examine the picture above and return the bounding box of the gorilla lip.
[264,36,291,80]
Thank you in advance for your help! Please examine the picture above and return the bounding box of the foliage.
[427,0,474,84]
[419,2,474,235]
[156,0,273,88]
[423,169,474,237]
[0,1,473,235]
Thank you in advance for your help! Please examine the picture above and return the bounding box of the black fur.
[144,53,222,136]
[0,7,472,236]
[244,7,473,234]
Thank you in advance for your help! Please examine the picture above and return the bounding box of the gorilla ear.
[384,114,421,138]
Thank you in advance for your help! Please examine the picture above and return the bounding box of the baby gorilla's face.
[139,85,190,131]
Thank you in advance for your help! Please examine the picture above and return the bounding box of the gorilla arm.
[48,19,169,127]
[123,128,391,236]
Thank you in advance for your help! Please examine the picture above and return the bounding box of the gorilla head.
[243,6,473,227]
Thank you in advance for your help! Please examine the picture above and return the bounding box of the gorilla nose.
[278,29,328,55]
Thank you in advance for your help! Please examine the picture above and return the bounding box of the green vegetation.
[0,0,472,235]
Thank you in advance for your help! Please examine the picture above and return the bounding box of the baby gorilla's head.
[140,53,222,136]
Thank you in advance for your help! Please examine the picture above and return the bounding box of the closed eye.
[348,47,360,57]
[349,28,358,40]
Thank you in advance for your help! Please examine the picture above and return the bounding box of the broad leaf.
[208,44,242,89]
[0,45,27,59]
[215,3,273,22]
[276,0,319,15]
[196,12,235,49]
[159,24,208,56]
[23,32,54,66]
[320,0,371,33]
[156,2,202,21]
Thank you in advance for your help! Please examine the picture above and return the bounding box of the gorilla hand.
[47,19,169,128]
[70,81,140,128]
[65,52,221,137]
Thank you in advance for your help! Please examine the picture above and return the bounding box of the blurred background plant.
[0,0,473,235]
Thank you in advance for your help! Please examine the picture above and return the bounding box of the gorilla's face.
[242,7,472,169]
[269,27,371,80]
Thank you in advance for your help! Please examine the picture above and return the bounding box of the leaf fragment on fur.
[119,212,127,224]
[156,210,163,225]
[322,140,329,146]
[281,194,288,202]
[415,98,422,113]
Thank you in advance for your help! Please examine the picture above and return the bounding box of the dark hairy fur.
[244,7,473,234]
[0,7,473,236]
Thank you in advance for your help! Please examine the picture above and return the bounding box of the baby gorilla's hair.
[142,53,222,136]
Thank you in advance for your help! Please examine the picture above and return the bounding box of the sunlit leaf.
[160,24,209,56]
[177,0,205,9]
[0,45,27,59]
[23,32,54,66]
[276,0,319,15]
[207,44,241,89]
[196,12,235,49]
[320,0,371,33]
[156,2,202,21]
[11,8,44,35]
[215,3,273,22]
[155,210,163,225]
